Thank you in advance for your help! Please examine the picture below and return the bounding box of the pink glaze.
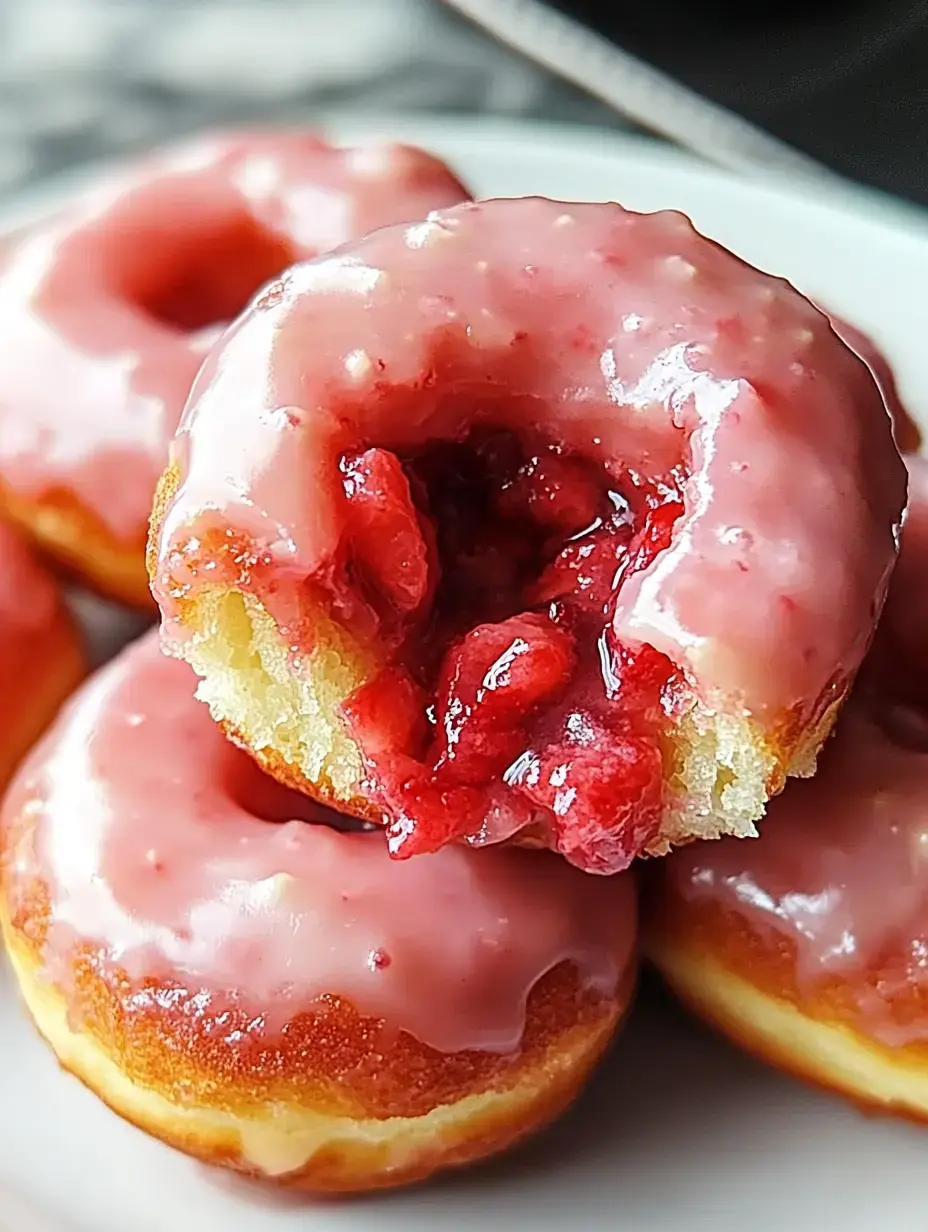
[828,315,918,451]
[664,456,928,1044]
[0,131,468,541]
[0,519,58,639]
[0,520,63,723]
[153,197,904,724]
[2,630,634,1053]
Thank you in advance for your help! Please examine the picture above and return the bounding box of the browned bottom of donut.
[646,894,928,1122]
[0,480,153,610]
[2,902,634,1191]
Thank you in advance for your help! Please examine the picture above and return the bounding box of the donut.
[147,197,905,875]
[0,132,469,607]
[828,315,920,452]
[646,455,928,1119]
[0,630,636,1191]
[0,519,83,787]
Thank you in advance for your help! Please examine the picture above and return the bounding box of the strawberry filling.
[337,429,684,874]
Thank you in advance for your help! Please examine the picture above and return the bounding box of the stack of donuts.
[0,127,919,1193]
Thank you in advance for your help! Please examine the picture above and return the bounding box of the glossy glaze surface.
[664,456,928,1042]
[2,631,634,1053]
[151,197,904,872]
[0,131,468,541]
[154,196,903,721]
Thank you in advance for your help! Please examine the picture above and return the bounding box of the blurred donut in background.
[0,131,470,607]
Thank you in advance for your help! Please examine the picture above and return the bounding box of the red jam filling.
[338,428,684,874]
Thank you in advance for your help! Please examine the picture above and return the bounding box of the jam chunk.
[338,430,683,873]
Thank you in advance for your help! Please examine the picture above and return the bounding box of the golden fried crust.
[148,463,387,825]
[0,478,153,610]
[646,890,928,1121]
[4,890,625,1120]
[0,605,84,790]
[1,878,633,1189]
[221,716,386,823]
[774,679,847,783]
[146,462,179,584]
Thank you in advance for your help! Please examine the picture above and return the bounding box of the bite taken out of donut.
[0,631,637,1192]
[0,131,469,608]
[148,196,905,876]
[0,519,84,788]
[646,455,928,1121]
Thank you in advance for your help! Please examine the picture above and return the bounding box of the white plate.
[3,115,928,1232]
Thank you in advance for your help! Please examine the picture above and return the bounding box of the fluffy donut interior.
[181,586,372,807]
[169,581,801,858]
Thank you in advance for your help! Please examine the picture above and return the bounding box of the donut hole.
[227,753,372,832]
[876,699,928,754]
[409,430,553,648]
[128,215,294,333]
[226,754,323,825]
[337,426,686,871]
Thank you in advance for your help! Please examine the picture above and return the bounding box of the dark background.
[549,0,928,203]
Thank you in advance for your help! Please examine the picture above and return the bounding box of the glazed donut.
[0,631,636,1191]
[646,455,928,1119]
[829,315,921,452]
[0,132,469,607]
[148,197,905,875]
[0,520,83,787]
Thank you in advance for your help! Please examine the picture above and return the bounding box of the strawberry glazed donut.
[647,456,928,1120]
[829,316,920,452]
[0,632,636,1192]
[0,132,469,607]
[148,197,905,875]
[0,520,84,787]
